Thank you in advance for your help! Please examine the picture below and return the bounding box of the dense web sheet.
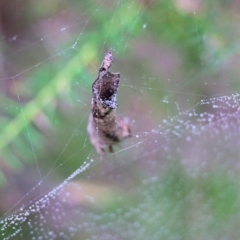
[1,0,240,239]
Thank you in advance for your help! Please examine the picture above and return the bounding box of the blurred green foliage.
[1,0,240,239]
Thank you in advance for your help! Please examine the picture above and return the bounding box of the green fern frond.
[0,1,143,185]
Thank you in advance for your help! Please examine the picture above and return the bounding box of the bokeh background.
[1,0,240,239]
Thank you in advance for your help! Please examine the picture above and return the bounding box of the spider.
[87,50,131,155]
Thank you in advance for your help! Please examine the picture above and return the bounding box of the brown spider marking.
[87,50,131,155]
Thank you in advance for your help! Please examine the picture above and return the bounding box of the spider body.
[87,50,131,155]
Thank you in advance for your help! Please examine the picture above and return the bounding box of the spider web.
[1,0,240,239]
